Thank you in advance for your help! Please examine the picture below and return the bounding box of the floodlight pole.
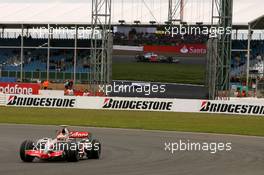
[20,24,24,82]
[73,25,78,85]
[180,0,184,22]
[47,24,50,81]
[263,54,264,77]
[168,0,184,23]
[207,0,233,99]
[91,0,112,93]
[1,27,4,38]
[246,24,251,87]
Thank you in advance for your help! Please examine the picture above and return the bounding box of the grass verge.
[112,63,205,84]
[1,107,264,136]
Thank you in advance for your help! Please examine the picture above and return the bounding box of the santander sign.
[143,44,207,55]
[180,45,189,54]
[180,45,206,54]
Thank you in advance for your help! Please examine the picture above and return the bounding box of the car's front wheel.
[66,141,80,162]
[87,139,101,159]
[20,140,35,162]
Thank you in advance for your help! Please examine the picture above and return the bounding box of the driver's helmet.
[56,128,69,141]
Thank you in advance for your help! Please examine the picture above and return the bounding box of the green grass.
[112,63,205,84]
[1,107,264,137]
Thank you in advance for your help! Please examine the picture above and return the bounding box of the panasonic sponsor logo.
[7,96,76,108]
[200,101,264,115]
[102,98,173,111]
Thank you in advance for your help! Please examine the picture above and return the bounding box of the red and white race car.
[20,125,101,162]
[135,52,180,63]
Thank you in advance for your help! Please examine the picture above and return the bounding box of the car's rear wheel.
[167,57,173,63]
[87,139,101,159]
[20,140,35,162]
[66,141,79,162]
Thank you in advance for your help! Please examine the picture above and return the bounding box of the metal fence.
[1,70,92,83]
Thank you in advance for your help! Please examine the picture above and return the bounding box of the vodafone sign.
[0,83,40,95]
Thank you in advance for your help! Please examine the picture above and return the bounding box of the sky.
[0,0,263,24]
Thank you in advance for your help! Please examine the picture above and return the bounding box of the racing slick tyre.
[87,139,101,159]
[167,57,173,63]
[20,140,35,162]
[66,141,79,162]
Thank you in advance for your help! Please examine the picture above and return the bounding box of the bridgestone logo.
[7,96,76,108]
[200,101,264,115]
[102,98,173,111]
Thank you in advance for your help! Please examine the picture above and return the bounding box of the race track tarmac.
[0,124,263,175]
[112,55,208,99]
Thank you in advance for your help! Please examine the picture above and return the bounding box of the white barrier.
[3,94,264,116]
[113,45,143,51]
[0,94,5,106]
[39,90,64,96]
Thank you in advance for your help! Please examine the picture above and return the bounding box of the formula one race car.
[20,125,101,162]
[135,52,180,63]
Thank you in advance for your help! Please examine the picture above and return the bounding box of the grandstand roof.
[0,23,251,30]
[249,15,264,29]
[0,1,91,24]
[0,0,263,26]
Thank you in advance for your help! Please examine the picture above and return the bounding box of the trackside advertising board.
[199,100,264,115]
[143,44,207,55]
[100,98,174,111]
[0,83,40,95]
[6,95,77,108]
[3,95,264,116]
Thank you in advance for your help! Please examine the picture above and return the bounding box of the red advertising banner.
[0,83,40,95]
[143,44,207,55]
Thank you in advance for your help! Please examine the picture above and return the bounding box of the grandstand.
[0,23,263,85]
[231,40,264,78]
[0,27,94,83]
